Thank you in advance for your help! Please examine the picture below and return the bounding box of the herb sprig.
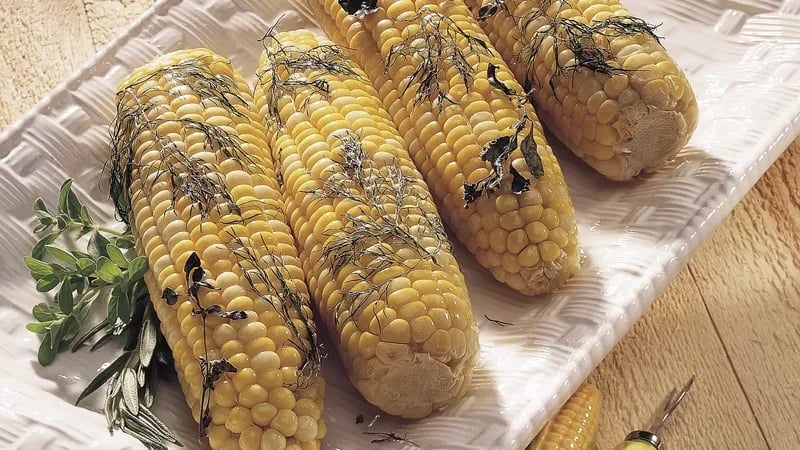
[257,22,361,129]
[520,0,661,85]
[162,253,247,437]
[107,57,253,225]
[227,236,323,389]
[386,8,491,109]
[310,131,450,328]
[364,431,419,446]
[462,116,545,206]
[23,180,180,449]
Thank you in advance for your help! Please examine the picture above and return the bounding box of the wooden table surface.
[2,1,798,449]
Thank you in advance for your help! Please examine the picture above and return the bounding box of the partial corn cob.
[110,49,326,450]
[528,383,601,450]
[309,0,580,295]
[253,30,479,418]
[471,0,699,180]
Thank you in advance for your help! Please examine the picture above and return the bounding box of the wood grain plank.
[588,268,769,450]
[688,142,800,449]
[84,0,153,48]
[0,0,96,129]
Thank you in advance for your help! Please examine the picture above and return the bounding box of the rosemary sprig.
[23,179,180,449]
[256,22,361,129]
[386,8,491,109]
[162,253,248,437]
[107,58,254,225]
[310,131,450,328]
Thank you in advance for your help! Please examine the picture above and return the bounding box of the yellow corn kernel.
[474,0,699,180]
[253,31,479,418]
[309,0,580,295]
[528,383,601,450]
[112,49,325,448]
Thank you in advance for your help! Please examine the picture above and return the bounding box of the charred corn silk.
[254,30,480,419]
[472,0,699,180]
[109,49,326,450]
[309,0,581,296]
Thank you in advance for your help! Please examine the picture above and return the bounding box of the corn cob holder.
[528,383,600,450]
[252,29,480,419]
[108,49,326,450]
[310,0,581,296]
[614,376,695,450]
[470,0,699,180]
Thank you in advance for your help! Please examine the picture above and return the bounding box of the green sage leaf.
[127,256,148,281]
[23,256,53,276]
[56,280,73,314]
[38,333,57,366]
[57,180,74,216]
[76,258,96,276]
[35,274,60,292]
[96,256,123,284]
[106,244,128,268]
[139,319,157,367]
[92,232,111,258]
[32,231,60,260]
[122,368,140,416]
[32,302,59,321]
[26,321,52,334]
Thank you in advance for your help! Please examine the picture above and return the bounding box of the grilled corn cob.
[109,49,326,450]
[253,30,479,418]
[471,0,699,180]
[528,383,600,450]
[309,0,580,295]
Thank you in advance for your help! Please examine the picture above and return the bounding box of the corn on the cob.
[528,383,600,450]
[109,49,326,450]
[309,0,580,295]
[471,0,699,180]
[253,30,479,419]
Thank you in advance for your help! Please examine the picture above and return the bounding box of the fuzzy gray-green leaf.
[106,244,128,268]
[38,333,57,365]
[36,274,60,292]
[96,256,123,284]
[57,179,74,216]
[46,245,78,267]
[56,280,74,314]
[127,256,148,281]
[24,256,53,277]
[76,258,96,276]
[26,321,52,334]
[32,231,60,260]
[122,368,139,416]
[32,302,59,321]
[139,319,157,367]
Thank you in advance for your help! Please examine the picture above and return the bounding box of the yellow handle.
[613,441,658,450]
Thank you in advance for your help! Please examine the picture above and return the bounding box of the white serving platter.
[1,0,799,449]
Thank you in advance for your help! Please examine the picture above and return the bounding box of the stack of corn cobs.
[105,0,697,448]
